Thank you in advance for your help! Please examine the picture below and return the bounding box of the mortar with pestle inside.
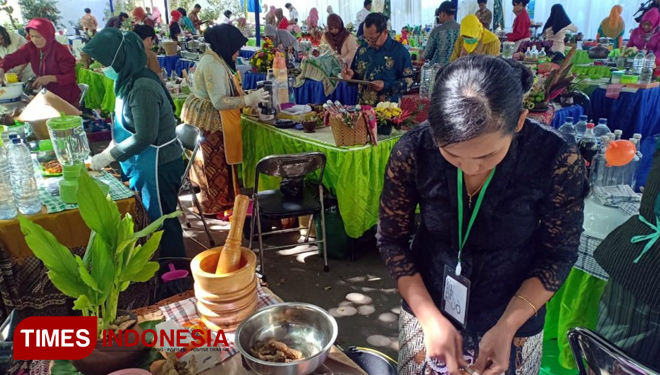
[190,195,258,331]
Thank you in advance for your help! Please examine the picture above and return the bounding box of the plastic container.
[575,115,589,140]
[558,116,577,142]
[611,70,624,83]
[0,148,16,219]
[46,114,90,166]
[633,50,645,74]
[594,118,611,138]
[8,138,40,215]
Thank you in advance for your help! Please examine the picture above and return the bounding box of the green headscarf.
[83,28,174,109]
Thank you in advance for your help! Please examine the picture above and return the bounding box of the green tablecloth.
[247,37,257,47]
[570,49,594,65]
[542,268,607,370]
[572,65,613,79]
[241,117,401,238]
[76,66,187,117]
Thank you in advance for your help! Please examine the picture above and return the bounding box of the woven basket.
[163,41,178,56]
[329,114,368,146]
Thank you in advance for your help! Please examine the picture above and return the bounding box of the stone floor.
[177,194,401,360]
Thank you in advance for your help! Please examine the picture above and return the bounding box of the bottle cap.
[565,117,573,123]
[633,133,642,139]
[614,129,623,134]
[579,115,588,121]
[7,133,17,139]
[11,138,20,144]
[630,138,638,144]
[601,136,610,142]
[598,118,607,124]
[586,123,595,128]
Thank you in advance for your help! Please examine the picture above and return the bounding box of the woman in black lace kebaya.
[377,55,589,375]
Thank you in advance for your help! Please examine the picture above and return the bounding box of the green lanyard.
[456,168,496,276]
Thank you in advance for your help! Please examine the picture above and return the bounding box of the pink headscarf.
[307,8,319,28]
[238,17,247,27]
[628,8,660,49]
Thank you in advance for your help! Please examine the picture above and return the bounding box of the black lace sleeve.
[529,144,589,291]
[377,137,420,282]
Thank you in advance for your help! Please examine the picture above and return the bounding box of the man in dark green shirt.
[342,13,414,105]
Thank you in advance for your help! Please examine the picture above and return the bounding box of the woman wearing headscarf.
[320,14,358,65]
[180,25,269,216]
[628,8,660,50]
[170,10,183,40]
[178,7,197,34]
[597,5,625,49]
[265,6,278,27]
[307,8,319,29]
[83,28,185,258]
[450,14,500,62]
[0,19,80,107]
[543,4,577,53]
[132,7,155,27]
[276,8,289,30]
[263,24,300,56]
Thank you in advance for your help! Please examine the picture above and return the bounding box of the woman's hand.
[245,88,270,107]
[420,308,466,375]
[473,323,516,375]
[33,75,56,89]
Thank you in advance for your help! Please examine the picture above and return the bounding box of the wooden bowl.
[191,247,257,295]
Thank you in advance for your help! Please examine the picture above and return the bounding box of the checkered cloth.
[593,185,642,216]
[574,234,609,281]
[159,284,280,363]
[39,171,135,213]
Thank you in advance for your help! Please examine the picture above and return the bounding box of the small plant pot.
[377,122,393,135]
[302,121,317,133]
[71,310,146,375]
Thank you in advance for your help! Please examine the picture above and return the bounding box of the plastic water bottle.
[614,129,623,140]
[558,116,577,142]
[431,63,440,95]
[0,147,16,219]
[639,51,655,84]
[594,118,611,138]
[525,47,533,60]
[531,45,539,60]
[8,138,40,215]
[420,62,432,99]
[590,135,610,188]
[575,115,588,140]
[633,50,646,74]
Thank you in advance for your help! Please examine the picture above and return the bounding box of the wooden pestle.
[215,195,250,274]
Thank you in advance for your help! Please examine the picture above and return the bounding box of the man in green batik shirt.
[342,13,413,105]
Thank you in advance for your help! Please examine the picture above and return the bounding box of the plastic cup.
[5,73,17,83]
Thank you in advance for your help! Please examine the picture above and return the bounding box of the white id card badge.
[441,265,471,329]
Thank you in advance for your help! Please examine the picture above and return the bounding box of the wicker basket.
[329,114,368,146]
[163,41,179,56]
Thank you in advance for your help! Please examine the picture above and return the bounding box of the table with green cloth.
[241,116,401,239]
[40,171,135,213]
[569,49,594,65]
[76,66,188,117]
[572,64,613,79]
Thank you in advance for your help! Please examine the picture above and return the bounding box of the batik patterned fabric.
[398,309,543,375]
[351,37,413,105]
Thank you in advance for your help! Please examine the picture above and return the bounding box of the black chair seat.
[257,188,321,218]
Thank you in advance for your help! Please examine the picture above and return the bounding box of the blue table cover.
[175,59,196,76]
[240,49,256,59]
[294,81,358,105]
[158,55,180,76]
[552,105,584,129]
[243,72,267,90]
[590,87,660,140]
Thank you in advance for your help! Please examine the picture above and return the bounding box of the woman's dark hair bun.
[501,58,533,92]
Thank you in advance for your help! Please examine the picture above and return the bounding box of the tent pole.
[110,0,114,14]
[255,0,260,47]
[165,0,169,24]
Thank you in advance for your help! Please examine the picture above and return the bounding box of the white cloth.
[290,8,299,22]
[543,24,578,53]
[221,16,232,24]
[356,8,371,24]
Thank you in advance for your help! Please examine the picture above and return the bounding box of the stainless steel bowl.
[236,303,338,375]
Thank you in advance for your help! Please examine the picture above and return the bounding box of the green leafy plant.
[0,0,21,31]
[18,0,62,27]
[19,171,179,338]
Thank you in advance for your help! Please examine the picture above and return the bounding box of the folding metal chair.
[78,83,89,109]
[176,123,215,247]
[248,152,329,281]
[568,327,660,375]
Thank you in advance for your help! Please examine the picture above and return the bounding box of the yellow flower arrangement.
[250,39,277,73]
[375,102,410,129]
